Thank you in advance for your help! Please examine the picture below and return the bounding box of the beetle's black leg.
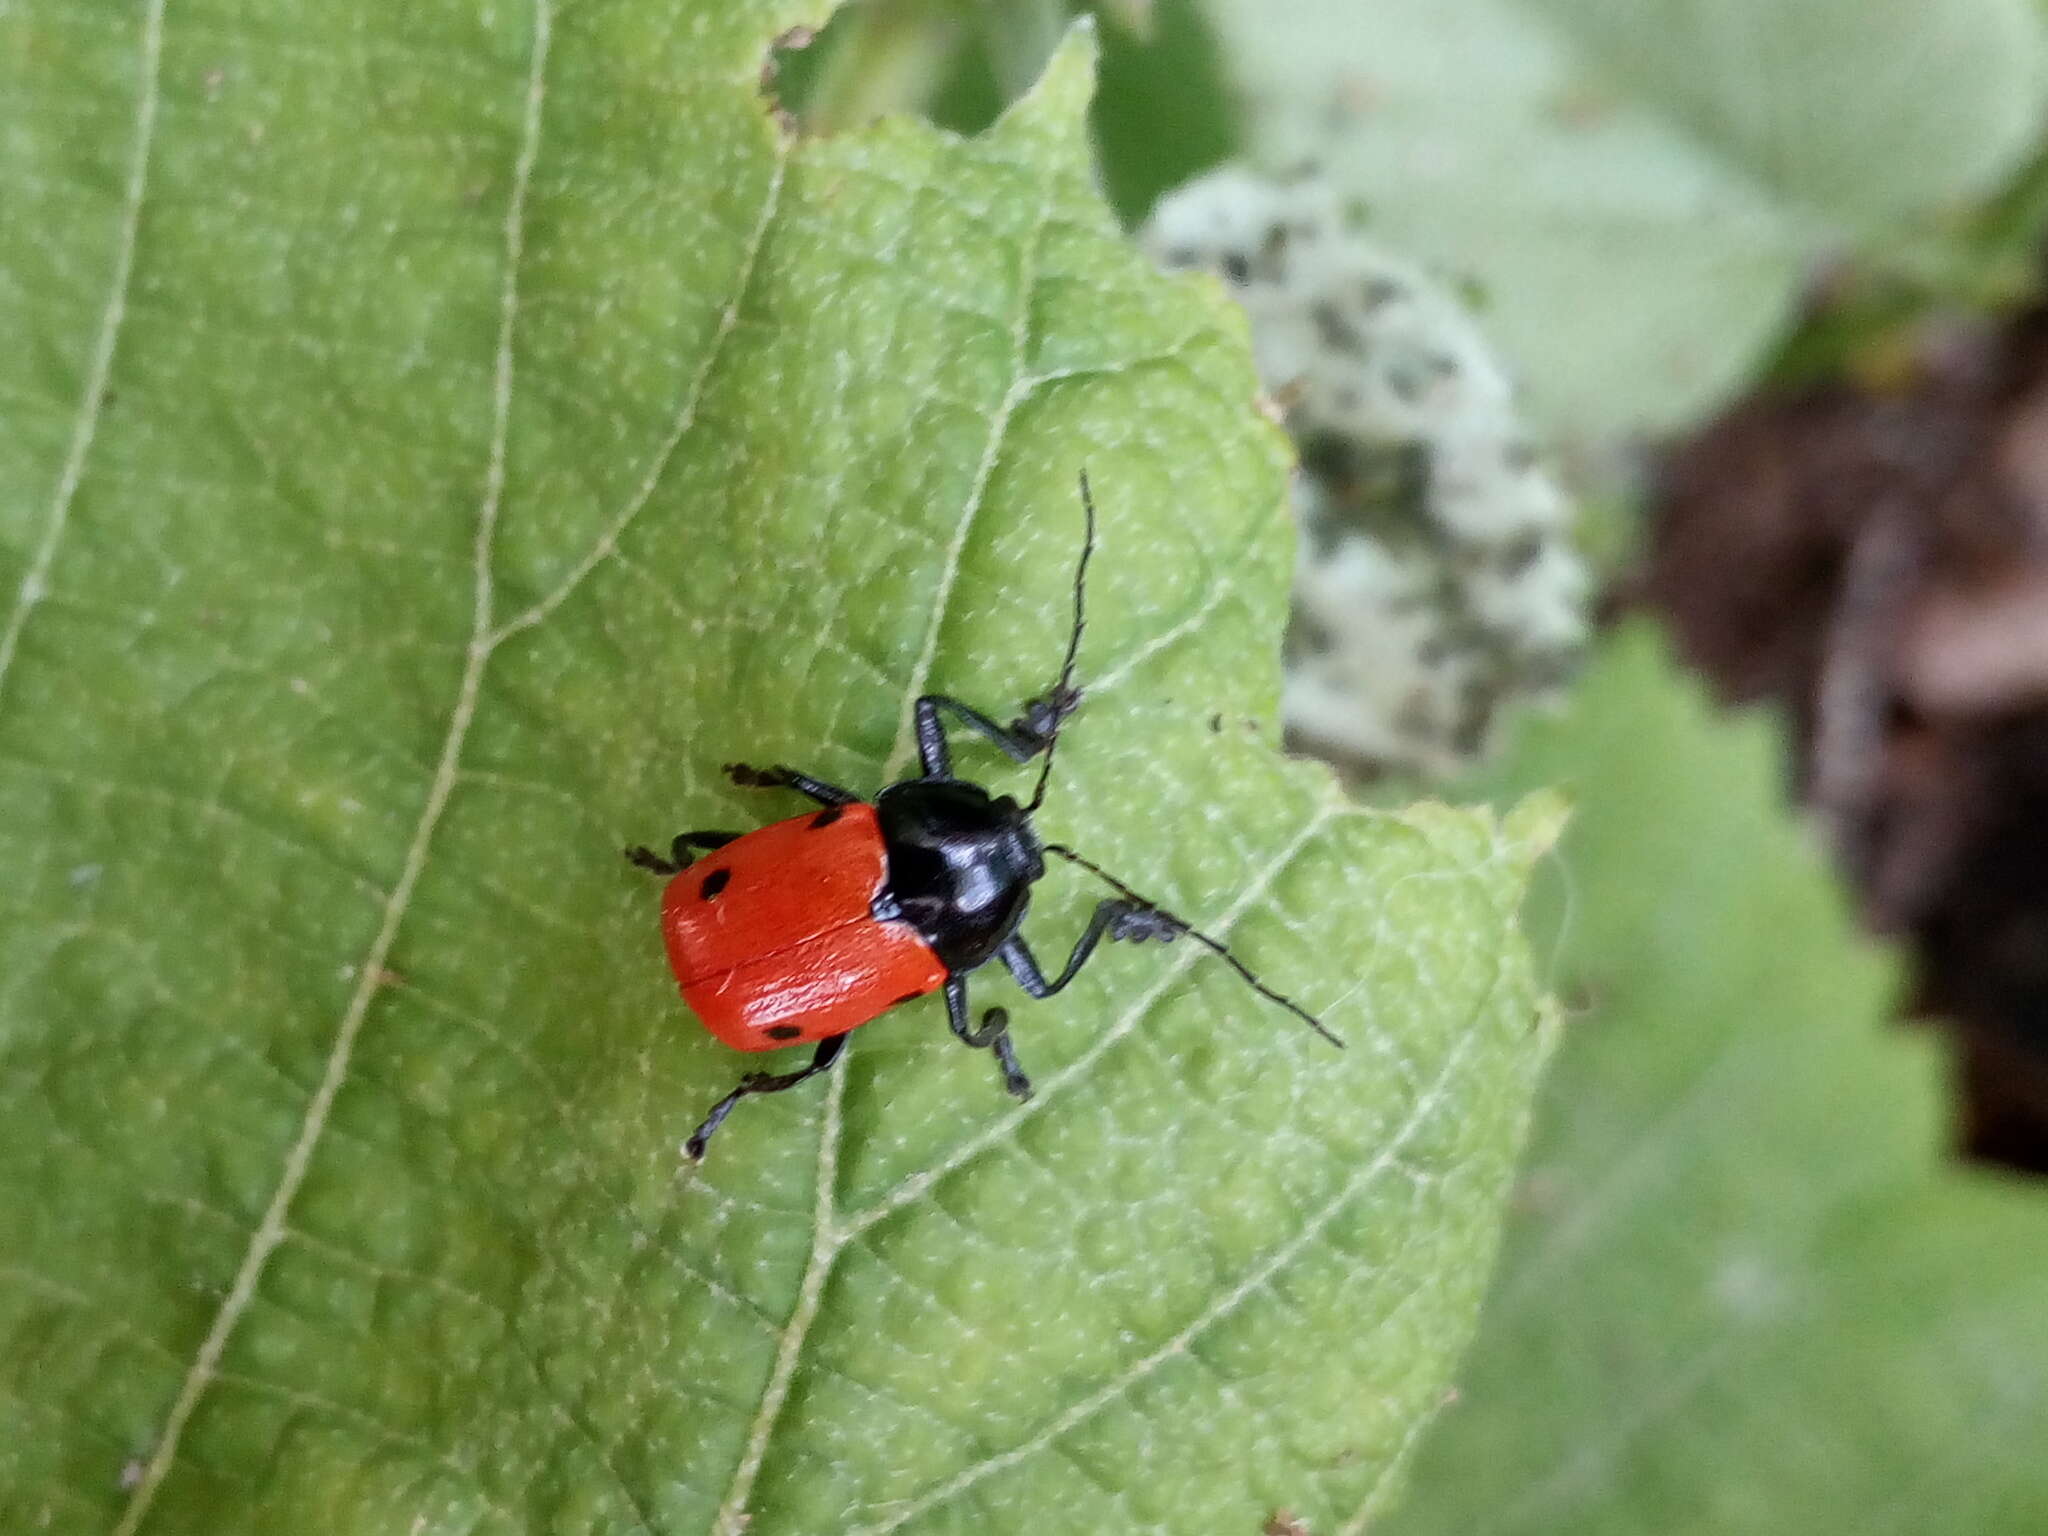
[685,1033,849,1161]
[943,976,1033,1099]
[673,831,740,863]
[914,697,954,777]
[998,899,1182,997]
[624,831,740,876]
[723,762,859,806]
[913,688,1082,778]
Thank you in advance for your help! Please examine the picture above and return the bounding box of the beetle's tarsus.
[1008,684,1083,753]
[1107,900,1182,944]
[993,1030,1033,1100]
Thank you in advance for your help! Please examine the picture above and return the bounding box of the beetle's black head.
[875,779,1043,973]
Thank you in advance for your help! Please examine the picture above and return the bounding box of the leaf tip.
[1000,15,1101,129]
[1501,787,1570,872]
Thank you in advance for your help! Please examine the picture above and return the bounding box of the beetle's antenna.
[1042,842,1345,1049]
[1026,471,1097,814]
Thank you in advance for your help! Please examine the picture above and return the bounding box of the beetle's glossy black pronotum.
[627,473,1342,1159]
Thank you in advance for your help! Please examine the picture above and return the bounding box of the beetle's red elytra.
[627,473,1341,1160]
[659,802,946,1051]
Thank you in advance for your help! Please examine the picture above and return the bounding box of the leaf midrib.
[702,127,1066,1536]
[110,3,555,1527]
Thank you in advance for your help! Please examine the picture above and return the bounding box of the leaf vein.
[108,6,554,1528]
[877,171,1059,782]
[845,960,1499,1536]
[0,0,164,724]
[704,156,1064,1536]
[491,144,791,645]
[839,805,1338,1238]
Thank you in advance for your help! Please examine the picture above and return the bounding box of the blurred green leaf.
[1766,139,2048,389]
[1203,0,2048,432]
[1089,0,1242,224]
[0,3,1553,1531]
[1385,627,2048,1536]
[782,0,1244,228]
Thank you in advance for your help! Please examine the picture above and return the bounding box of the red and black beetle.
[628,474,1341,1159]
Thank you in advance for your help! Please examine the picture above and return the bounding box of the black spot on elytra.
[810,805,844,829]
[700,867,731,900]
[765,1024,803,1041]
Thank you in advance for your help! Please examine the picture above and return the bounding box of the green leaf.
[1384,628,2048,1536]
[1200,0,2048,432]
[0,4,1552,1531]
